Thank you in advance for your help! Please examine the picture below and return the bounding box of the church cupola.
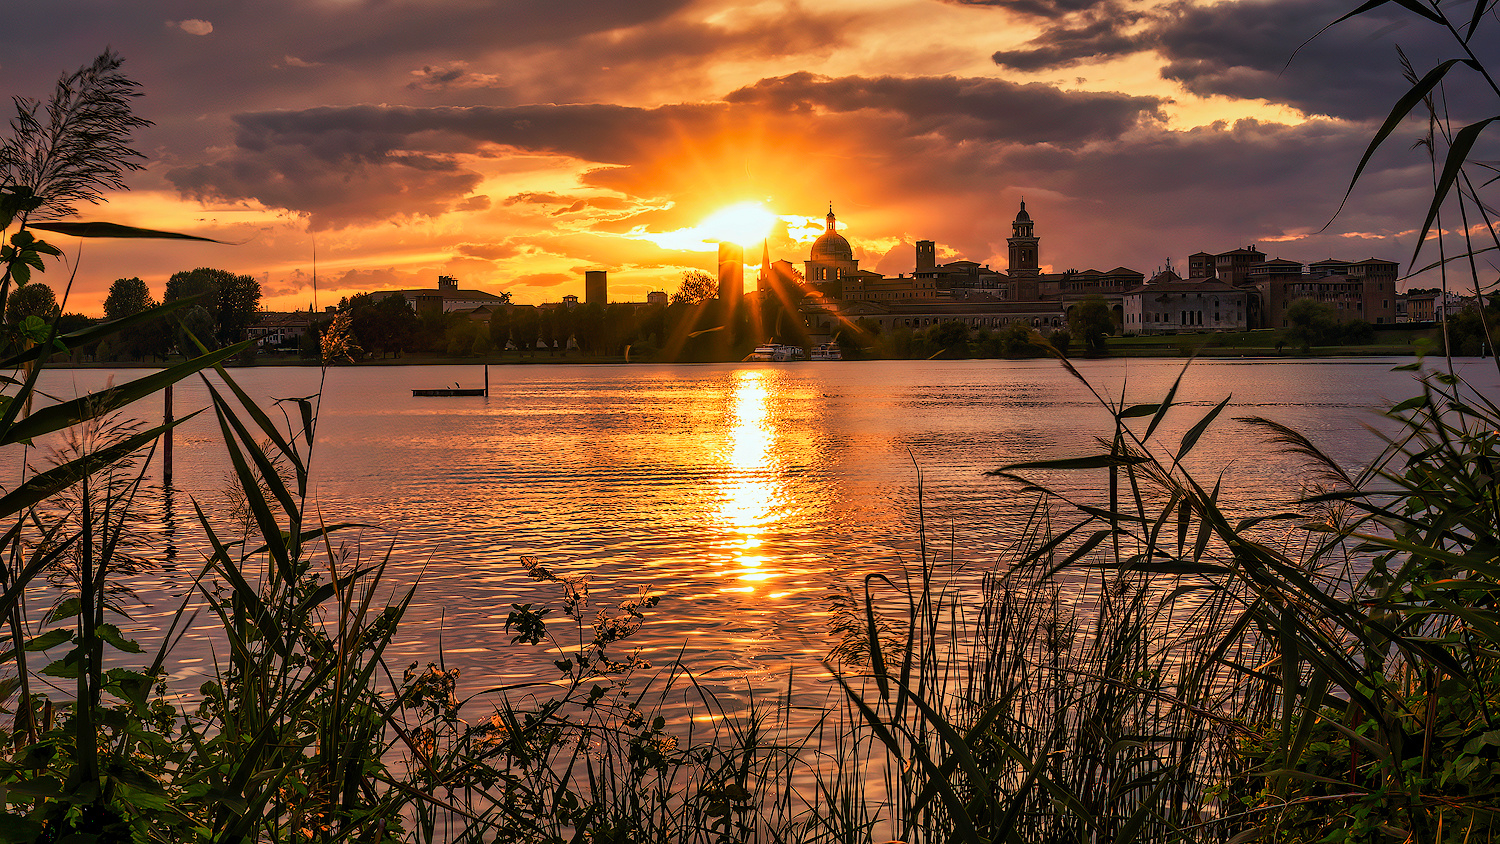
[805,202,858,299]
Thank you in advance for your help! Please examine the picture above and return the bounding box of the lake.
[27,356,1500,712]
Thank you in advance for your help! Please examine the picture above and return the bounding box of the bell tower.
[1007,200,1040,278]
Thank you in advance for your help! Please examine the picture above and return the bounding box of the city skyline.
[1,0,1469,313]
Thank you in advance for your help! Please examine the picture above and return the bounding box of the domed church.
[804,205,860,299]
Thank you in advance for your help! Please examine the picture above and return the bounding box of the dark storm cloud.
[989,2,1151,70]
[725,73,1166,145]
[0,0,700,177]
[1149,0,1452,121]
[168,140,485,231]
[940,0,1114,17]
[168,76,1165,227]
[990,0,1455,121]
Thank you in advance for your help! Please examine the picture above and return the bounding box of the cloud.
[1148,0,1449,121]
[281,55,323,68]
[941,0,1117,18]
[512,272,572,288]
[408,62,507,92]
[169,147,485,231]
[457,240,525,260]
[990,2,1151,70]
[726,72,1166,145]
[168,74,1165,230]
[454,195,491,212]
[988,0,1456,121]
[170,19,213,36]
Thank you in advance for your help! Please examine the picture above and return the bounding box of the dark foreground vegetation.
[3,1,1500,841]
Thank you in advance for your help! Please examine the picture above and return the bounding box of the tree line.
[20,267,263,361]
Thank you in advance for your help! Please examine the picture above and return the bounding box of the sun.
[696,201,777,247]
[625,200,778,251]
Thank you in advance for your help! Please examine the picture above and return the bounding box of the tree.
[553,306,579,354]
[343,293,417,358]
[103,276,152,320]
[489,307,512,353]
[1067,296,1114,355]
[671,270,717,305]
[6,282,57,324]
[573,303,605,354]
[165,267,261,345]
[511,307,540,356]
[538,308,557,355]
[1283,298,1338,352]
[445,319,483,357]
[100,277,162,361]
[174,304,215,355]
[929,320,972,359]
[843,317,882,360]
[216,270,261,343]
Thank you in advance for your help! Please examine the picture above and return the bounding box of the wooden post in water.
[484,364,489,397]
[163,384,173,487]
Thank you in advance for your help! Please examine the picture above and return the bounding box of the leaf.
[1334,58,1475,226]
[1328,0,1445,27]
[25,628,72,651]
[1390,394,1429,413]
[1145,360,1191,440]
[996,453,1151,472]
[41,651,83,678]
[28,220,223,241]
[863,572,891,701]
[1,342,246,445]
[0,411,202,520]
[1177,395,1232,461]
[1465,0,1488,41]
[1412,117,1499,269]
[95,623,143,654]
[45,598,81,623]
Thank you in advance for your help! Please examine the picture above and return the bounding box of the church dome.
[811,230,853,261]
[810,207,854,261]
[1015,200,1031,223]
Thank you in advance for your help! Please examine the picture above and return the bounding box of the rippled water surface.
[30,357,1500,706]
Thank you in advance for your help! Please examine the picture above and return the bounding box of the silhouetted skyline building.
[718,242,744,306]
[585,270,607,305]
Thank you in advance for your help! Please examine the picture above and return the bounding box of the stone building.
[1122,269,1250,334]
[375,275,509,315]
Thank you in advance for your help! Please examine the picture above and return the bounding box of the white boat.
[811,343,843,361]
[745,344,805,362]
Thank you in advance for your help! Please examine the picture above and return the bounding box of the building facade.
[1122,270,1250,334]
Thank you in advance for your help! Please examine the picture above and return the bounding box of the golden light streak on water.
[711,370,788,591]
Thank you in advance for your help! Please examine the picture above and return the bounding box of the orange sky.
[1,0,1465,314]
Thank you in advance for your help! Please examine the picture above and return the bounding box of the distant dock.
[412,387,486,397]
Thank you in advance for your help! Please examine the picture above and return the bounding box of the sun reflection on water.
[711,370,788,591]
